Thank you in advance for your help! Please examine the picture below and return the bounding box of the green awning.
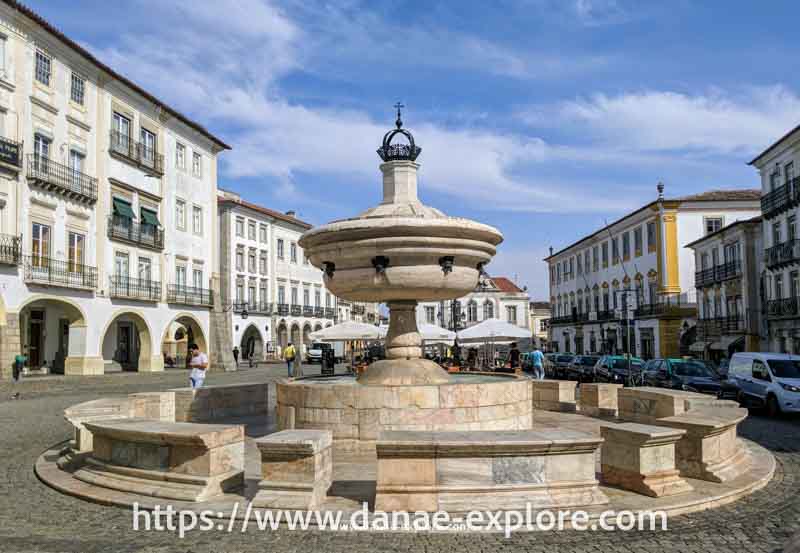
[140,208,160,227]
[112,197,135,219]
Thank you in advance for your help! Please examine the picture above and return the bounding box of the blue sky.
[27,0,800,299]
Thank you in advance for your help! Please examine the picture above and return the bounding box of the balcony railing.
[695,260,742,287]
[302,305,314,317]
[314,306,324,318]
[325,307,336,319]
[107,215,164,251]
[550,311,590,325]
[109,130,165,175]
[761,177,800,219]
[109,275,161,301]
[765,239,800,269]
[291,304,302,316]
[233,301,273,315]
[767,297,800,319]
[277,303,289,316]
[23,255,97,289]
[352,304,366,315]
[0,233,22,265]
[596,309,616,321]
[167,284,213,307]
[26,154,97,203]
[0,136,22,169]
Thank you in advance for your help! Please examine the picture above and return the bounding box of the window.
[576,255,583,275]
[33,134,50,170]
[68,232,85,272]
[70,73,85,105]
[236,281,244,303]
[69,150,85,187]
[291,287,298,305]
[700,252,709,270]
[0,36,6,76]
[259,253,267,274]
[192,152,202,177]
[303,289,310,307]
[602,242,609,267]
[483,300,494,319]
[612,238,619,264]
[325,293,331,308]
[138,257,152,282]
[506,305,518,325]
[791,271,800,298]
[114,251,129,277]
[35,50,51,86]
[556,264,561,284]
[235,217,244,237]
[425,306,436,324]
[622,232,630,260]
[705,217,723,235]
[112,112,131,154]
[175,265,187,287]
[248,284,256,306]
[192,205,202,235]
[248,221,256,240]
[31,222,50,263]
[175,142,186,169]
[278,285,286,304]
[634,227,643,256]
[315,290,321,307]
[277,239,284,259]
[592,246,599,271]
[785,162,795,185]
[193,268,203,289]
[646,222,656,252]
[584,250,590,273]
[290,242,297,263]
[140,128,156,166]
[771,171,781,191]
[467,300,477,322]
[175,199,186,231]
[260,282,268,304]
[789,216,797,241]
[259,225,267,243]
[775,274,784,299]
[724,242,740,264]
[248,250,256,273]
[773,222,782,246]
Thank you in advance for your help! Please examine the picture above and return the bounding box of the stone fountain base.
[276,373,532,451]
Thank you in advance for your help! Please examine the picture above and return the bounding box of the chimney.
[286,210,296,217]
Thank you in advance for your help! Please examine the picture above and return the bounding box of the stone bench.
[74,418,245,501]
[253,430,333,509]
[375,429,608,512]
[579,383,622,418]
[658,408,750,483]
[617,387,738,424]
[531,380,577,412]
[600,422,692,497]
[64,397,139,452]
[172,382,269,422]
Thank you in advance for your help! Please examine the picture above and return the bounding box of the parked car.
[642,358,721,394]
[551,354,576,379]
[566,355,601,382]
[594,355,645,386]
[543,353,557,376]
[306,342,331,364]
[727,352,800,416]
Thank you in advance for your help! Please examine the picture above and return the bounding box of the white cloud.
[534,86,800,156]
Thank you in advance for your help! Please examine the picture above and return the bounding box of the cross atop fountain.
[394,101,404,128]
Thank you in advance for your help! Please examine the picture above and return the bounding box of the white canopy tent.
[457,319,532,343]
[418,323,456,345]
[309,321,385,341]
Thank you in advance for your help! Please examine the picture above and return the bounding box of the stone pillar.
[209,272,235,372]
[0,312,21,379]
[384,300,421,359]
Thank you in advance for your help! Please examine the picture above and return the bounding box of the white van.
[728,352,800,416]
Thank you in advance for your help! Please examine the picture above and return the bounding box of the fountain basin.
[275,373,533,451]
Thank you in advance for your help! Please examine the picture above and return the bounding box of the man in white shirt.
[188,343,209,389]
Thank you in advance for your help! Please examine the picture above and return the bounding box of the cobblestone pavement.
[1,369,799,553]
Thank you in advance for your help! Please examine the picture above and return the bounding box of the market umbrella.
[418,323,456,345]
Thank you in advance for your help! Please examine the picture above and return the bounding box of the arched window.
[483,300,494,319]
[467,300,478,322]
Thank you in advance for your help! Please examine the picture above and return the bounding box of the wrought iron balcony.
[109,275,161,301]
[314,306,324,318]
[696,318,722,341]
[596,309,616,321]
[761,178,800,219]
[695,260,742,288]
[0,233,22,265]
[767,297,800,319]
[0,136,22,170]
[233,301,273,315]
[765,239,800,269]
[167,284,213,307]
[720,314,746,333]
[302,305,314,317]
[107,216,164,251]
[291,304,302,316]
[277,303,289,316]
[352,304,366,315]
[24,255,97,290]
[26,154,97,203]
[325,307,336,319]
[109,130,164,176]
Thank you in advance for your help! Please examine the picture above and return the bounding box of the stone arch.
[99,309,158,372]
[290,323,301,346]
[16,295,90,374]
[325,322,333,328]
[161,312,207,369]
[277,320,288,350]
[314,323,323,332]
[601,282,609,289]
[240,323,265,362]
[302,323,313,348]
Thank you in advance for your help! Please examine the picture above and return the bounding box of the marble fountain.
[37,111,774,529]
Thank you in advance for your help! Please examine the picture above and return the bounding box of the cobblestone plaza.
[1,368,799,553]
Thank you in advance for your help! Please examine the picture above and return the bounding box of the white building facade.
[417,276,531,334]
[529,301,551,349]
[545,188,760,359]
[217,190,378,360]
[749,125,800,354]
[0,2,229,378]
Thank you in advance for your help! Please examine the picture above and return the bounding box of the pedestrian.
[509,342,521,371]
[187,343,208,389]
[531,346,545,380]
[283,342,296,377]
[232,346,239,368]
[11,349,26,399]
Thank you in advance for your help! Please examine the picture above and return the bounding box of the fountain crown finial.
[377,102,422,162]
